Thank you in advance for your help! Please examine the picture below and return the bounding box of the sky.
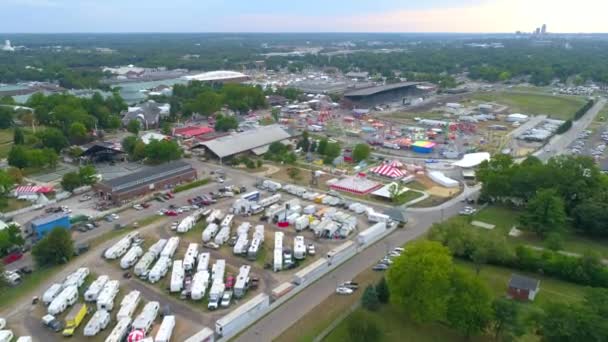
[1,0,607,33]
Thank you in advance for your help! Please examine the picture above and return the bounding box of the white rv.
[258,194,281,207]
[253,225,264,242]
[84,275,109,302]
[42,283,63,305]
[247,238,261,260]
[233,234,249,255]
[236,222,251,236]
[120,246,143,269]
[134,252,156,278]
[160,237,180,258]
[196,252,210,273]
[155,315,176,342]
[148,238,168,258]
[96,280,120,311]
[234,265,251,298]
[183,243,199,272]
[214,226,230,245]
[273,249,283,272]
[207,282,225,310]
[104,233,136,259]
[220,214,234,228]
[104,317,131,342]
[170,260,185,293]
[117,290,141,321]
[63,267,89,288]
[132,301,159,333]
[295,215,310,231]
[206,209,223,224]
[202,223,219,242]
[190,271,211,300]
[211,260,226,284]
[48,285,78,315]
[294,236,306,260]
[83,309,111,336]
[148,256,171,283]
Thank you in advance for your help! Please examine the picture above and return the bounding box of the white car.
[221,291,233,307]
[133,204,143,210]
[307,244,316,256]
[336,287,354,295]
[110,213,120,220]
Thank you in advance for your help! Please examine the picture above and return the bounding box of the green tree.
[492,298,526,341]
[538,302,608,342]
[68,122,88,144]
[121,135,138,155]
[161,121,173,135]
[317,138,328,155]
[7,145,29,169]
[0,107,13,129]
[296,130,310,152]
[132,140,147,161]
[61,172,82,192]
[32,227,74,266]
[287,167,301,181]
[352,143,371,162]
[520,189,567,237]
[214,114,238,132]
[347,310,381,342]
[376,277,390,304]
[78,165,98,185]
[387,240,453,322]
[361,285,380,311]
[37,128,69,152]
[388,182,408,203]
[144,139,182,164]
[127,119,141,134]
[446,269,494,337]
[471,244,490,275]
[323,142,341,164]
[585,288,608,318]
[271,107,280,122]
[13,127,24,145]
[0,169,15,196]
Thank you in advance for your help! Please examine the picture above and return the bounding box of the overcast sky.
[1,0,607,33]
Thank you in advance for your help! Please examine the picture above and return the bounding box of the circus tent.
[328,173,382,195]
[370,161,406,179]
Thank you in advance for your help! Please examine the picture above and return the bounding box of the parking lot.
[10,163,384,341]
[568,127,608,166]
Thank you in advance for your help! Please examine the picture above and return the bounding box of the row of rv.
[273,232,308,272]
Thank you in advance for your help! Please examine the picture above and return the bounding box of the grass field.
[0,128,13,158]
[0,198,31,213]
[471,91,587,120]
[322,260,588,342]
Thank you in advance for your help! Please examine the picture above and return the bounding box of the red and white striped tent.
[370,162,406,179]
[127,329,146,342]
[329,173,382,195]
[13,185,54,195]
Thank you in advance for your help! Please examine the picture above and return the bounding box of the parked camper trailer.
[120,246,143,269]
[265,204,282,219]
[286,212,300,225]
[84,309,110,336]
[104,234,136,259]
[148,256,171,283]
[184,327,215,342]
[177,215,197,233]
[202,223,219,242]
[214,226,230,245]
[258,194,281,207]
[211,260,226,284]
[273,249,283,272]
[253,225,264,241]
[132,301,159,333]
[117,290,140,321]
[170,260,185,293]
[233,235,249,255]
[134,252,156,278]
[241,191,261,202]
[190,271,210,300]
[236,222,251,236]
[148,239,167,258]
[96,280,120,311]
[42,283,63,305]
[0,331,13,342]
[63,267,90,288]
[247,238,261,260]
[294,236,306,260]
[261,180,282,192]
[183,243,199,272]
[155,315,175,342]
[234,265,251,298]
[48,286,78,315]
[205,209,223,224]
[207,282,225,310]
[221,214,234,228]
[84,275,109,302]
[295,215,310,231]
[215,294,270,337]
[104,317,131,342]
[197,253,210,272]
[160,237,180,258]
[293,259,327,285]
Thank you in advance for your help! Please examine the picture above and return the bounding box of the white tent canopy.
[428,171,459,188]
[452,152,491,168]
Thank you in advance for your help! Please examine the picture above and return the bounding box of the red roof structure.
[173,126,214,138]
[329,174,382,195]
[370,161,406,179]
[14,185,54,195]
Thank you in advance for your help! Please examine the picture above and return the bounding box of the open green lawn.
[464,206,608,258]
[471,91,587,120]
[0,266,59,310]
[0,198,31,213]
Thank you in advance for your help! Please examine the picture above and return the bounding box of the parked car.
[373,263,389,271]
[110,213,120,220]
[249,277,260,290]
[340,281,359,290]
[133,204,143,210]
[225,275,235,289]
[203,242,220,250]
[336,287,354,295]
[307,244,316,256]
[165,210,178,217]
[221,291,233,307]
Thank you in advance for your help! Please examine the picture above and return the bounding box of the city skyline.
[0,0,607,33]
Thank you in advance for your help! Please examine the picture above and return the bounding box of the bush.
[347,310,381,342]
[376,277,390,304]
[361,285,380,311]
[173,178,210,193]
[556,120,572,134]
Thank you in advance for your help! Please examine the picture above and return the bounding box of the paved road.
[235,186,479,342]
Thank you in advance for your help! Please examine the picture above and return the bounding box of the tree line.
[477,154,608,238]
[170,82,267,117]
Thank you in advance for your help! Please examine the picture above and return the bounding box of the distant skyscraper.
[541,24,547,35]
[534,28,540,35]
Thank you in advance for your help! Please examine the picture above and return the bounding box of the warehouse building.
[198,125,293,162]
[94,161,197,204]
[30,212,71,240]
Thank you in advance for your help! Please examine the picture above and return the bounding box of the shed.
[507,274,540,301]
[30,212,71,240]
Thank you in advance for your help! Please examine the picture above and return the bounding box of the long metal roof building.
[344,82,421,98]
[100,160,194,193]
[200,125,291,159]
